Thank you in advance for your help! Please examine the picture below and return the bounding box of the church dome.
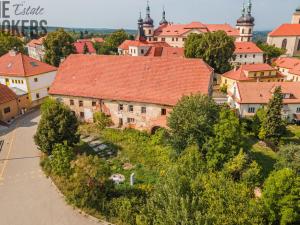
[237,14,255,24]
[144,15,154,26]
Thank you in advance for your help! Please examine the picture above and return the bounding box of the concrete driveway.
[0,110,108,225]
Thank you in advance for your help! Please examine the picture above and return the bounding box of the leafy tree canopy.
[256,41,285,64]
[44,28,76,67]
[105,29,129,52]
[276,145,300,174]
[34,98,79,154]
[263,168,300,225]
[167,94,219,154]
[184,31,235,73]
[0,32,24,56]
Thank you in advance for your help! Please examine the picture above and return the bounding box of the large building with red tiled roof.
[232,42,264,65]
[0,50,57,106]
[220,63,285,89]
[49,54,214,131]
[228,82,300,122]
[267,6,300,57]
[135,1,254,48]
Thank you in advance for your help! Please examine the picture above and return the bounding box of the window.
[92,101,97,107]
[281,39,287,50]
[161,108,167,116]
[21,80,23,84]
[79,100,83,107]
[36,93,40,99]
[118,104,124,111]
[141,106,146,114]
[128,105,134,112]
[34,78,38,82]
[244,54,247,58]
[161,38,165,42]
[297,107,300,113]
[253,54,256,58]
[249,28,252,34]
[176,38,178,42]
[248,107,255,113]
[12,80,14,83]
[127,118,135,124]
[154,37,158,41]
[172,38,175,42]
[4,107,10,114]
[70,99,74,106]
[297,40,300,51]
[242,29,244,34]
[254,72,257,77]
[240,55,242,58]
[141,49,144,54]
[148,30,151,35]
[80,112,85,118]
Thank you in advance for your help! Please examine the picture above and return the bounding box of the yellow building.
[221,64,285,90]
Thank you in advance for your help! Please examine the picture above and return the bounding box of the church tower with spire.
[136,12,146,41]
[159,7,168,26]
[236,0,255,42]
[143,1,155,41]
[292,5,300,24]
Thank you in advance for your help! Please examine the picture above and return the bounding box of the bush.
[49,143,75,177]
[93,112,112,131]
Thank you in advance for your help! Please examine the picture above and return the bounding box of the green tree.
[276,145,300,174]
[138,148,265,225]
[83,43,89,54]
[259,86,286,146]
[94,42,114,55]
[66,155,112,209]
[93,112,112,131]
[263,168,300,225]
[105,29,129,53]
[167,94,219,154]
[204,108,244,169]
[256,41,285,64]
[0,32,24,56]
[50,143,75,177]
[184,31,235,73]
[44,28,76,67]
[34,98,79,154]
[252,108,267,137]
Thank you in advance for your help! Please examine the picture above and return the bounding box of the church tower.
[292,5,300,24]
[143,1,154,41]
[136,12,146,41]
[159,7,168,26]
[236,0,255,42]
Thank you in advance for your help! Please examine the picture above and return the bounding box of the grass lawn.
[248,125,300,181]
[78,125,172,189]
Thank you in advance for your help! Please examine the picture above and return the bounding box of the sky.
[7,0,300,31]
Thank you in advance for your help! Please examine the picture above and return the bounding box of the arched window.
[242,29,244,34]
[281,39,287,50]
[297,40,300,51]
[249,28,252,34]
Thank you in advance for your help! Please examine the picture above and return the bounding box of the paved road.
[0,110,108,225]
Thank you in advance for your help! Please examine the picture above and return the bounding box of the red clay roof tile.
[0,84,17,104]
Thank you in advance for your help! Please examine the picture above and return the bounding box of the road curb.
[47,174,113,225]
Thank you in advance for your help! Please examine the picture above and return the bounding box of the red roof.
[0,84,17,104]
[0,52,57,77]
[154,22,239,37]
[223,64,282,81]
[49,55,213,106]
[235,82,300,104]
[92,37,104,43]
[27,37,45,47]
[274,57,300,69]
[269,24,300,37]
[234,42,263,54]
[145,46,184,58]
[74,41,96,54]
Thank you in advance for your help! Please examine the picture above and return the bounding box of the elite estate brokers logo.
[0,1,47,36]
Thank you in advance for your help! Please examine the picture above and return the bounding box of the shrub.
[93,112,112,131]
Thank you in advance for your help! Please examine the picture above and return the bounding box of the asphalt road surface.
[0,110,109,225]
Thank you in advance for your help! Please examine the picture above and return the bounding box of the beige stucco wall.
[53,95,171,131]
[267,36,300,56]
[0,100,18,123]
[232,52,264,65]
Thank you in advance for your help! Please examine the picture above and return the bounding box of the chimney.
[9,48,18,56]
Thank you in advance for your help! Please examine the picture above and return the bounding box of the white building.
[26,37,45,61]
[228,82,300,123]
[232,42,264,65]
[274,57,300,82]
[0,50,57,106]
